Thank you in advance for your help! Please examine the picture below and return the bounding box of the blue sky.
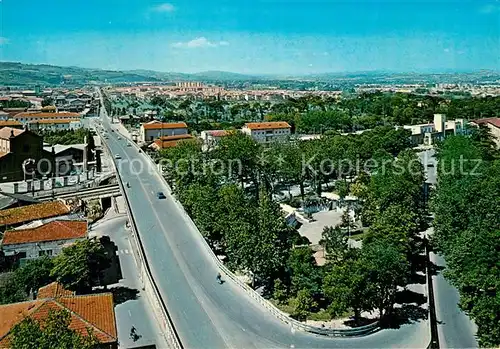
[0,0,499,74]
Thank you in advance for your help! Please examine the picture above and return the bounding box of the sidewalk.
[90,198,167,348]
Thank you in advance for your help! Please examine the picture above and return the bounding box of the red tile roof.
[0,120,22,128]
[0,201,70,226]
[13,112,81,119]
[207,130,230,137]
[37,282,75,299]
[0,293,117,347]
[142,121,188,130]
[151,134,195,149]
[2,220,87,245]
[472,117,500,128]
[245,122,291,130]
[0,127,25,140]
[30,118,80,124]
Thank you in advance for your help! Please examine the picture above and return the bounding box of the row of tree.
[134,92,500,134]
[432,128,500,347]
[159,127,426,322]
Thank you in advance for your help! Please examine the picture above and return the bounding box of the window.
[39,250,53,257]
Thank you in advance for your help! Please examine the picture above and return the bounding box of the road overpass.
[35,183,121,201]
[97,92,433,348]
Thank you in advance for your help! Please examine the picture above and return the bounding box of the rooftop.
[31,118,81,124]
[37,282,76,299]
[0,120,22,127]
[142,121,188,130]
[2,220,87,245]
[0,201,70,227]
[0,293,117,347]
[13,112,81,119]
[152,134,195,149]
[0,127,25,140]
[472,117,500,129]
[244,122,291,130]
[206,130,230,137]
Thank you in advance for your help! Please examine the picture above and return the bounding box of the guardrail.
[124,130,381,337]
[99,125,184,348]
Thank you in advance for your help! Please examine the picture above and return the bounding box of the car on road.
[115,154,121,159]
[117,136,121,140]
[427,163,435,167]
[127,143,131,147]
[157,191,166,199]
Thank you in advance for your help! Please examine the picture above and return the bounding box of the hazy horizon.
[1,0,499,75]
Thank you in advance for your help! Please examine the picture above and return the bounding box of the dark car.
[157,191,166,199]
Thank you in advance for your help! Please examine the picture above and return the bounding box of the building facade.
[1,220,87,260]
[139,121,188,142]
[403,114,466,145]
[470,117,500,148]
[0,127,54,182]
[241,122,291,143]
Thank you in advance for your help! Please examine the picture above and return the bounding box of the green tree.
[15,257,54,295]
[41,97,54,107]
[0,272,26,305]
[287,247,323,296]
[10,309,99,349]
[319,226,348,263]
[291,289,317,321]
[51,238,111,293]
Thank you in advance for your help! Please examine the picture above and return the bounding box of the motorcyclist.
[216,272,222,284]
[126,182,130,188]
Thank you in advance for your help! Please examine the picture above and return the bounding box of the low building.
[200,130,231,151]
[241,121,291,143]
[0,127,53,182]
[139,121,188,142]
[43,144,86,175]
[403,114,466,145]
[37,281,76,299]
[1,220,87,260]
[0,200,71,231]
[0,289,117,349]
[29,118,82,132]
[470,117,500,148]
[12,112,81,125]
[149,134,195,151]
[0,120,23,129]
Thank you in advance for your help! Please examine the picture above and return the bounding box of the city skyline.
[0,0,499,75]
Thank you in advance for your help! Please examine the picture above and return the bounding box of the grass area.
[349,230,368,241]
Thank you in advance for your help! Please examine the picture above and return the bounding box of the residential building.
[403,114,466,145]
[12,112,81,125]
[470,117,500,148]
[0,200,71,231]
[139,121,188,142]
[200,130,231,151]
[149,134,195,150]
[241,121,291,143]
[36,281,76,299]
[0,127,53,182]
[0,120,23,129]
[1,220,88,260]
[0,290,117,349]
[29,118,82,132]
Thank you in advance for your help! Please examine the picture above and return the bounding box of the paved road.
[90,208,168,349]
[418,149,478,348]
[97,105,431,348]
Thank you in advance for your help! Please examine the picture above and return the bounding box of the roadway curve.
[99,108,430,348]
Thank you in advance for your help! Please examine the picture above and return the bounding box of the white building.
[13,112,81,125]
[29,118,82,132]
[200,130,231,151]
[402,114,466,145]
[1,220,88,260]
[241,122,291,143]
[139,121,188,142]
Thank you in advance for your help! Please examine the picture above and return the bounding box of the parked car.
[157,191,166,199]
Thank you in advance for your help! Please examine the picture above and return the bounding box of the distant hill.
[0,61,498,87]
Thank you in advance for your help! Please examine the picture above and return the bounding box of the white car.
[115,154,121,159]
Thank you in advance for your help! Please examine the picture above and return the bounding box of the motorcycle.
[216,273,223,284]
